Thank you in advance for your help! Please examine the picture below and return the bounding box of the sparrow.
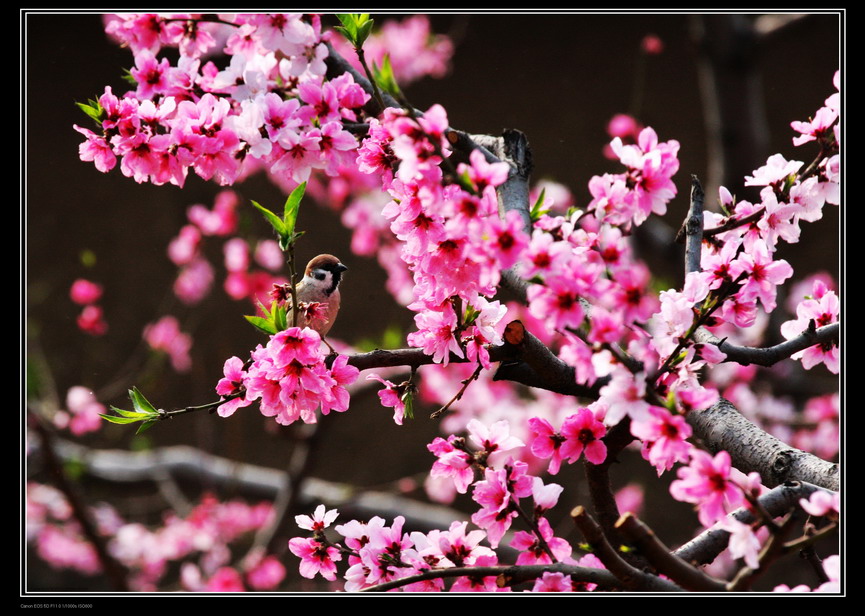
[291,254,348,340]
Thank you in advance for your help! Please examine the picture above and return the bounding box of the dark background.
[25,12,841,592]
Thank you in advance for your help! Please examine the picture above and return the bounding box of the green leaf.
[274,303,288,332]
[99,413,147,425]
[75,98,104,127]
[136,420,158,435]
[108,405,151,419]
[245,314,278,336]
[371,54,402,98]
[356,19,374,46]
[282,181,306,240]
[129,387,158,415]
[463,305,480,327]
[335,14,372,46]
[251,200,287,237]
[401,389,414,420]
[530,188,550,221]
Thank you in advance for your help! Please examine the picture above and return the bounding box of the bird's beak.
[336,263,348,273]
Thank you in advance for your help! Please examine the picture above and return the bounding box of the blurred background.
[25,12,840,592]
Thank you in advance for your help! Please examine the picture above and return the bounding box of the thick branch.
[677,175,705,275]
[492,321,603,398]
[687,399,839,491]
[694,322,839,367]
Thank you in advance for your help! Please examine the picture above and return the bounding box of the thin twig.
[674,481,831,565]
[694,322,839,367]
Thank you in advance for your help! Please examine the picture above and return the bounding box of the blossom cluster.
[215,326,359,425]
[166,189,288,306]
[51,386,106,436]
[356,105,524,370]
[143,315,193,373]
[27,484,282,591]
[291,419,586,591]
[75,13,370,189]
[329,14,454,85]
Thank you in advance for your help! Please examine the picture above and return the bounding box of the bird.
[291,254,347,341]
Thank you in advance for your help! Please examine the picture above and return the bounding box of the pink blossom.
[791,105,838,146]
[143,316,193,372]
[799,490,840,517]
[367,373,407,425]
[428,435,475,494]
[531,477,563,513]
[471,462,533,548]
[532,571,573,592]
[174,257,214,305]
[560,408,607,465]
[37,526,101,575]
[467,419,524,460]
[295,504,339,533]
[511,517,572,565]
[669,450,744,527]
[245,554,285,590]
[744,154,802,188]
[215,356,252,417]
[450,554,507,592]
[599,368,650,425]
[528,417,567,475]
[223,237,250,272]
[780,284,839,374]
[630,406,692,475]
[729,239,793,313]
[205,566,245,592]
[717,518,761,569]
[69,279,103,305]
[254,240,284,272]
[73,124,116,172]
[288,537,342,581]
[188,190,239,236]
[77,305,108,336]
[607,113,640,139]
[641,33,664,54]
[65,386,106,436]
[615,484,645,516]
[406,304,464,365]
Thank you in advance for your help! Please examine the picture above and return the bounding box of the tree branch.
[694,322,839,367]
[673,481,830,566]
[676,174,705,275]
[29,437,471,534]
[686,398,839,490]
